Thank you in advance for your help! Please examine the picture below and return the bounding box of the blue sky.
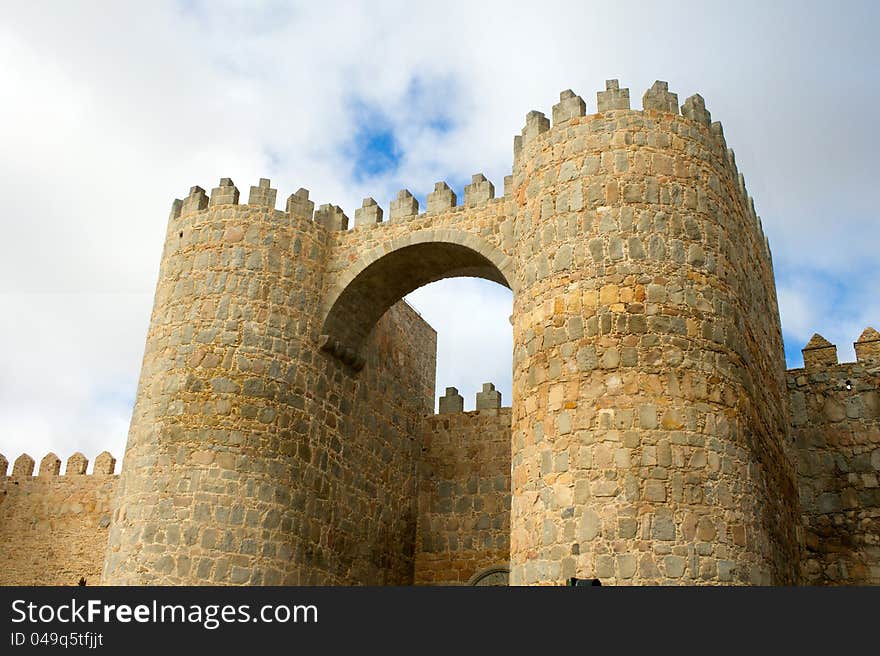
[0,0,877,467]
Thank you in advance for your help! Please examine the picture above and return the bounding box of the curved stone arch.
[467,564,510,586]
[320,228,515,368]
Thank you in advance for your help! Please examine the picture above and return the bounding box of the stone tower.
[103,79,803,586]
[507,82,799,584]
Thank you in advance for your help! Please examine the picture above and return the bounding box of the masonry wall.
[507,85,800,585]
[414,408,512,584]
[788,330,880,584]
[103,181,437,585]
[0,453,117,586]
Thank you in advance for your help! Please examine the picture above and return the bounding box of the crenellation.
[209,177,240,206]
[642,80,679,113]
[315,203,349,230]
[552,89,586,125]
[427,182,456,213]
[854,326,880,363]
[12,454,34,477]
[38,453,61,477]
[181,185,208,214]
[710,121,725,146]
[475,382,502,411]
[438,386,464,414]
[681,93,711,126]
[248,178,277,208]
[66,452,88,475]
[354,197,384,226]
[0,454,7,476]
[93,451,116,476]
[464,173,495,207]
[520,110,550,147]
[389,189,419,221]
[802,333,839,370]
[286,187,315,221]
[168,198,183,221]
[596,79,630,112]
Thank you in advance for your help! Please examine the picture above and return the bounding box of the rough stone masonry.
[1,79,877,586]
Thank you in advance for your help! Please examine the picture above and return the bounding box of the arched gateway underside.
[320,231,514,368]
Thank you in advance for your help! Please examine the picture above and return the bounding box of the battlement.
[161,79,771,268]
[1,451,116,477]
[507,80,772,263]
[437,383,505,414]
[794,327,880,371]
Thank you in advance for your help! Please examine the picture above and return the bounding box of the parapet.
[802,334,838,370]
[437,383,504,414]
[854,326,880,364]
[354,197,383,227]
[552,89,586,125]
[427,182,456,213]
[248,178,277,208]
[1,451,117,477]
[475,382,502,410]
[642,81,678,114]
[389,189,419,221]
[209,178,239,206]
[597,79,630,112]
[799,328,880,370]
[438,387,464,414]
[464,174,494,207]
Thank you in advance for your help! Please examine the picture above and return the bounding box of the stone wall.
[788,329,880,584]
[507,83,800,585]
[0,452,117,585]
[415,394,511,585]
[102,181,437,585]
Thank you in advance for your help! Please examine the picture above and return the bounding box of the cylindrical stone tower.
[508,82,800,585]
[102,179,337,584]
[104,179,426,585]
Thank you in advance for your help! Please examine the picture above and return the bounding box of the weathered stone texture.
[0,458,116,585]
[507,90,799,585]
[415,408,511,584]
[787,332,880,585]
[3,80,870,587]
[101,189,436,585]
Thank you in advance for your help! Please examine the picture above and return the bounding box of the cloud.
[0,1,877,463]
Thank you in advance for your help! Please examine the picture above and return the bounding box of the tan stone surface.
[787,332,880,584]
[0,457,116,585]
[415,408,511,584]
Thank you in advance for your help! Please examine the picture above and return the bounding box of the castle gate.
[103,81,803,586]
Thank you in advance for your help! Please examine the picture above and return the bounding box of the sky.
[0,1,877,470]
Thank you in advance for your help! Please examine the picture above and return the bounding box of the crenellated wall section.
[0,452,117,585]
[787,328,880,584]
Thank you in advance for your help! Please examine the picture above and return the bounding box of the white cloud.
[0,1,877,462]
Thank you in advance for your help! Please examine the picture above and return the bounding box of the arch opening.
[321,241,512,368]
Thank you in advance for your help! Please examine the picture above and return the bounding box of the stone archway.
[319,230,514,368]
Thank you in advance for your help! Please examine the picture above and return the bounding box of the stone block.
[286,188,315,220]
[552,89,586,124]
[354,197,383,226]
[248,178,277,208]
[464,174,494,206]
[476,382,501,410]
[438,387,464,414]
[597,79,630,112]
[642,80,679,113]
[209,178,240,206]
[389,189,418,220]
[427,181,456,213]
